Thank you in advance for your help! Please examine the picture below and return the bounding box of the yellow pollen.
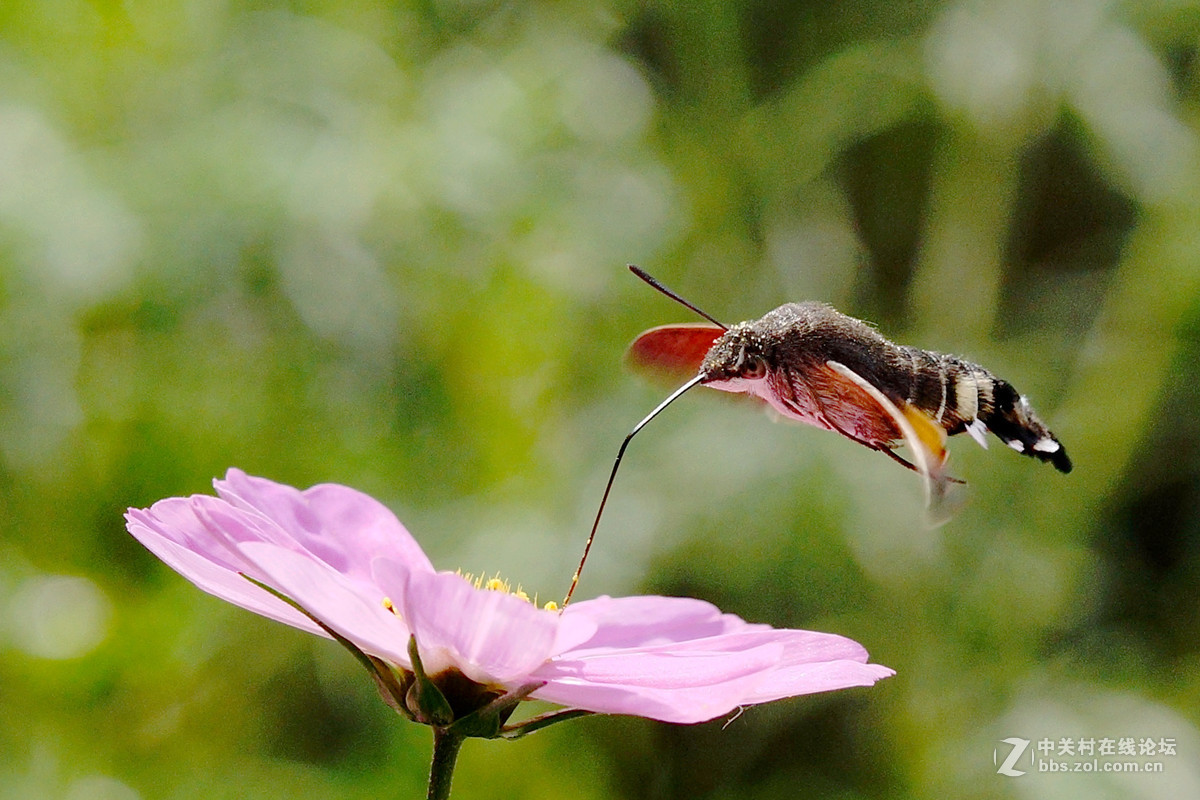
[455,569,548,607]
[382,597,396,614]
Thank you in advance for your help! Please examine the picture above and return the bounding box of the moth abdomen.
[893,348,1071,473]
[894,346,954,420]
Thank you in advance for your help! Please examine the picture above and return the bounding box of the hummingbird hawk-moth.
[627,267,1071,479]
[562,265,1071,605]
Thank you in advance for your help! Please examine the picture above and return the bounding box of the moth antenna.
[629,265,728,330]
[563,374,704,607]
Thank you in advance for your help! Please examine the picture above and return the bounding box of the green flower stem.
[426,728,464,800]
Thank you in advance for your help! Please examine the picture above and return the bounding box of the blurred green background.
[2,0,1199,798]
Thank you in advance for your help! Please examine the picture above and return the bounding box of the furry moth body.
[626,274,1072,500]
[673,302,1072,473]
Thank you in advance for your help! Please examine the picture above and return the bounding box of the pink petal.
[531,600,893,723]
[559,595,757,653]
[126,473,436,660]
[125,505,325,636]
[214,469,434,583]
[128,497,249,572]
[187,494,426,611]
[745,660,895,704]
[550,610,600,656]
[531,642,789,723]
[374,560,558,686]
[233,541,412,665]
[774,629,875,663]
[541,637,786,686]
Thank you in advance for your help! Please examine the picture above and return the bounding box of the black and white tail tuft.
[982,379,1072,473]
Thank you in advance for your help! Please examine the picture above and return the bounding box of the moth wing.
[825,360,955,520]
[626,323,724,384]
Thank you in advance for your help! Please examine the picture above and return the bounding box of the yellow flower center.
[459,570,558,611]
[382,573,558,615]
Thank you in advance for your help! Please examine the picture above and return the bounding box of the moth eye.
[740,353,767,380]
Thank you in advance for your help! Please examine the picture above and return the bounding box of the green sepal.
[407,635,455,726]
[368,655,415,721]
[447,682,543,739]
[498,707,595,739]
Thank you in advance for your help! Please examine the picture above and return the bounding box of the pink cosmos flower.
[125,469,892,727]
